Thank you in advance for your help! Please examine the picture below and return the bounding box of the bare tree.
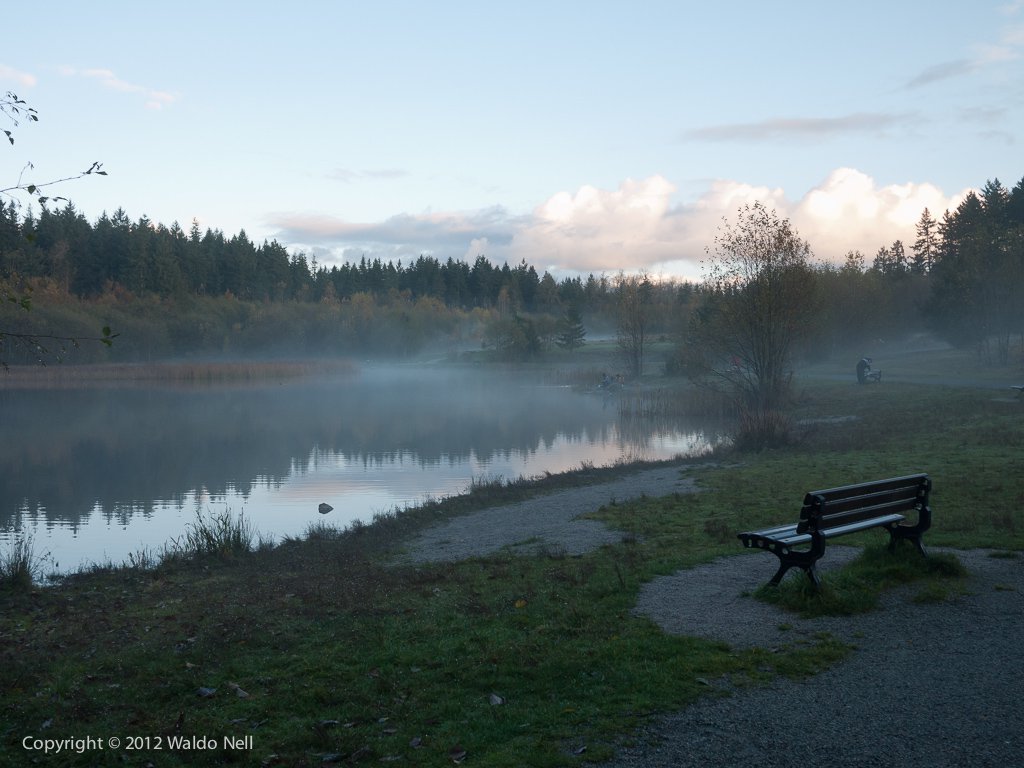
[689,202,818,410]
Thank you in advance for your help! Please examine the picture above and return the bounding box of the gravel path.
[398,463,1024,767]
[399,464,698,563]
[610,547,1024,768]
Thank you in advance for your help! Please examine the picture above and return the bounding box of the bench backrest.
[796,474,931,534]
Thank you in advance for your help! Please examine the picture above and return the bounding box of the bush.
[733,408,796,451]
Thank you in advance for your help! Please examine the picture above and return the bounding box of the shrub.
[733,407,796,451]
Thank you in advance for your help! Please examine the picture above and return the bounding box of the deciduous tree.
[689,202,818,410]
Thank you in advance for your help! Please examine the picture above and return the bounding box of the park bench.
[737,473,932,588]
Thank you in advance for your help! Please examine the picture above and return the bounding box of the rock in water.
[318,502,333,514]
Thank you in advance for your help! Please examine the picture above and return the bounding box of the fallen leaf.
[514,599,527,609]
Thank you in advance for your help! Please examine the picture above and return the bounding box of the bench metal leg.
[768,559,822,588]
[768,562,792,586]
[887,527,927,557]
[766,544,825,588]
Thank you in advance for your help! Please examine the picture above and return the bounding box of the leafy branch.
[1,90,37,144]
[2,92,116,365]
[0,160,107,207]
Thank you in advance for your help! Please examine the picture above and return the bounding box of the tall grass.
[733,407,797,451]
[166,508,258,560]
[0,534,48,590]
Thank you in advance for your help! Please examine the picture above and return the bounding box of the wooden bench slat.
[738,473,932,588]
[812,499,918,532]
[803,474,928,501]
[819,513,905,539]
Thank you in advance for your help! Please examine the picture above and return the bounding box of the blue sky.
[3,1,1022,280]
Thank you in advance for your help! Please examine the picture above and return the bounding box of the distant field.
[799,339,1024,390]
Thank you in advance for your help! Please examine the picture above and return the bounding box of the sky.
[2,1,1022,281]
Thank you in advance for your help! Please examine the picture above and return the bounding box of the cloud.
[0,64,36,88]
[906,59,979,88]
[59,66,176,109]
[267,205,520,257]
[329,168,410,183]
[684,113,913,143]
[266,170,972,282]
[790,168,970,259]
[907,18,1024,87]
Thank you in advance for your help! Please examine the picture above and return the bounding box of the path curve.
[399,464,698,563]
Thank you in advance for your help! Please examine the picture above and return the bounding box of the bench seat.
[738,474,932,587]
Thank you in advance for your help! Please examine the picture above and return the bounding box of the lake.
[1,365,724,574]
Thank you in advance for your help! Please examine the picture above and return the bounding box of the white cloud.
[790,168,971,260]
[60,66,176,110]
[268,170,973,282]
[504,176,689,276]
[510,172,971,278]
[0,64,36,88]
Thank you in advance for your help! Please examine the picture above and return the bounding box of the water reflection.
[1,366,723,571]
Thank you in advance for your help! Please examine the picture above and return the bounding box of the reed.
[0,534,48,590]
[0,359,357,389]
[166,508,258,560]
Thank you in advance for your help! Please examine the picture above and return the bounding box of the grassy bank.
[2,366,1022,766]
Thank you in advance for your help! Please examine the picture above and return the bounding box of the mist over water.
[1,365,722,573]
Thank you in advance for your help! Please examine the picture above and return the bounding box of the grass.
[2,352,1023,766]
[752,543,969,617]
[0,534,49,591]
[168,508,260,560]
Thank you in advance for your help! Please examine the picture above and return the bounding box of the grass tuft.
[755,543,969,617]
[167,508,258,560]
[0,534,48,590]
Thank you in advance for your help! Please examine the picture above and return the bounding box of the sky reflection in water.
[2,366,719,573]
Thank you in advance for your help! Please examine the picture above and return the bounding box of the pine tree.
[911,208,938,274]
[556,306,586,350]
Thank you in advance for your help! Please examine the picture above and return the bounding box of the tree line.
[1,174,1022,367]
[0,202,615,313]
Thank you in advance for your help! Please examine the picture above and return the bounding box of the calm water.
[1,365,723,573]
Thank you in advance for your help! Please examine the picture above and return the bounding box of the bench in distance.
[738,473,932,588]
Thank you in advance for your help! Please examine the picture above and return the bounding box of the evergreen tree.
[912,208,939,274]
[556,306,586,350]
